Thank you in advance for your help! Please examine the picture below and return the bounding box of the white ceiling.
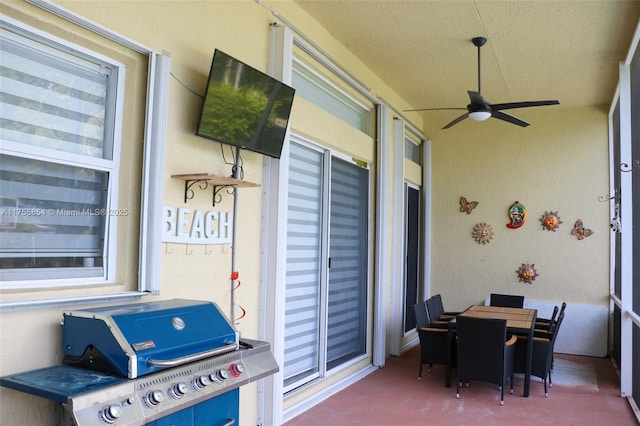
[294,0,640,118]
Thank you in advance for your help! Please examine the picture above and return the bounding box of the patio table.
[446,305,537,397]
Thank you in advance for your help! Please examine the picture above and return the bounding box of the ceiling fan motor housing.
[472,36,487,47]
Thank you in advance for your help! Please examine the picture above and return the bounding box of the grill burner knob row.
[169,382,189,399]
[230,363,245,377]
[194,374,212,390]
[210,368,229,383]
[100,404,123,423]
[144,390,165,407]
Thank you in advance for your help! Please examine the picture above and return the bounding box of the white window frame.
[608,19,639,411]
[262,22,382,425]
[281,137,371,394]
[0,19,124,285]
[0,2,169,311]
[291,57,372,134]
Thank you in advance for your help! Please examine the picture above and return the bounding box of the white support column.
[388,118,406,357]
[373,105,391,367]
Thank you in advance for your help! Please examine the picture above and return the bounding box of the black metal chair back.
[456,315,516,405]
[413,303,450,381]
[489,293,525,308]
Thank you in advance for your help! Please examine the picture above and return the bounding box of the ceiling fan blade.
[491,111,530,127]
[467,91,487,107]
[403,107,467,112]
[442,112,469,129]
[491,100,559,111]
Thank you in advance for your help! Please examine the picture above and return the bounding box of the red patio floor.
[284,347,637,425]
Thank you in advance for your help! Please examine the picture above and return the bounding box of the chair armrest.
[506,335,517,346]
[439,314,456,320]
[533,329,553,339]
[420,327,448,333]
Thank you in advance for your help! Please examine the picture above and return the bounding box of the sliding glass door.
[283,141,369,391]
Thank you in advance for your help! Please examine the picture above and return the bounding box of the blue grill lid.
[62,299,237,378]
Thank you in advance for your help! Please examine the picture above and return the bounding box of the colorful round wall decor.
[540,210,563,231]
[516,262,539,284]
[506,201,526,229]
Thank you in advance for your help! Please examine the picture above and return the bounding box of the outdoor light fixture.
[468,110,491,121]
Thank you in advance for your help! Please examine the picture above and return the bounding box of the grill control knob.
[145,390,165,407]
[229,363,245,377]
[194,374,212,390]
[101,404,123,423]
[211,368,229,382]
[169,382,189,399]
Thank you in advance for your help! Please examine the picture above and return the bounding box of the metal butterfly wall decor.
[571,219,594,240]
[459,196,479,214]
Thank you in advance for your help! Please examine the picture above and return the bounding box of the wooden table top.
[456,305,537,329]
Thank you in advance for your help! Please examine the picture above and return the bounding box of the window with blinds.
[283,142,368,392]
[0,23,120,281]
[291,43,373,136]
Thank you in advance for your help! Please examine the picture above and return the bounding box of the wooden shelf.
[172,173,260,206]
[172,173,260,188]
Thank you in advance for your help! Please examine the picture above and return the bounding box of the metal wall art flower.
[516,262,539,284]
[472,222,494,244]
[540,210,563,231]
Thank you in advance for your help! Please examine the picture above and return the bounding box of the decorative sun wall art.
[571,219,594,240]
[472,222,494,244]
[459,196,479,214]
[540,210,563,231]
[506,201,526,229]
[516,262,539,284]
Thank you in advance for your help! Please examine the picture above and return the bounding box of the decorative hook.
[621,160,640,172]
[185,244,193,255]
[204,244,212,255]
[164,242,173,254]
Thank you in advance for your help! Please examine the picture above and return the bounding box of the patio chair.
[426,294,461,322]
[489,293,525,308]
[455,316,516,405]
[414,302,450,380]
[514,311,565,397]
[535,302,566,332]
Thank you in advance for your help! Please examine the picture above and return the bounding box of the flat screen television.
[196,49,295,159]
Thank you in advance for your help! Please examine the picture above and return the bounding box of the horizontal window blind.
[283,143,324,388]
[327,157,368,368]
[0,22,117,280]
[0,154,107,259]
[292,60,371,135]
[0,27,112,159]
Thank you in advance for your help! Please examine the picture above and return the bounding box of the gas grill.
[0,299,279,425]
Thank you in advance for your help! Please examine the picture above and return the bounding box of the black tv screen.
[196,49,295,159]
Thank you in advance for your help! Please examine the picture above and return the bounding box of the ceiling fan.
[405,36,559,129]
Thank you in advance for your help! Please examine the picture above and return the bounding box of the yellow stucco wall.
[424,106,610,310]
[0,0,612,425]
[0,1,412,424]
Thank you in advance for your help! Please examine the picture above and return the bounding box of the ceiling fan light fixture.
[468,111,491,121]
